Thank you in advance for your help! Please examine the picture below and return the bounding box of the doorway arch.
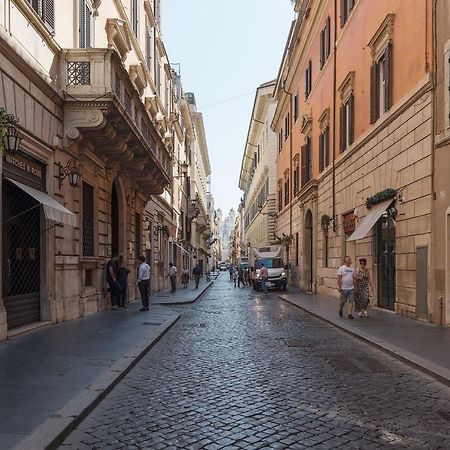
[111,178,126,257]
[304,209,313,292]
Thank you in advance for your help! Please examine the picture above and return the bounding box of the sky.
[163,0,295,215]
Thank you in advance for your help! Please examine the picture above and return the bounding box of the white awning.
[173,241,189,255]
[7,178,77,227]
[347,198,394,242]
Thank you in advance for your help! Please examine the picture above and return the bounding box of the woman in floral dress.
[354,258,373,317]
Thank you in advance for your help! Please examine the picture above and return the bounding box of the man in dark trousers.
[137,255,150,311]
[117,256,130,308]
[166,262,177,293]
[192,264,202,289]
[106,254,119,310]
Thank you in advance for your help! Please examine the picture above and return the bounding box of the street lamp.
[57,159,82,189]
[2,114,21,154]
[173,161,189,179]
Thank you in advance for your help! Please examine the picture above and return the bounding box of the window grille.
[135,213,142,258]
[67,61,90,85]
[82,182,95,256]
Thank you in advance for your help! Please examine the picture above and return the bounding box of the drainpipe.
[332,0,338,232]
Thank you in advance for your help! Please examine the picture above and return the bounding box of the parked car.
[219,263,227,271]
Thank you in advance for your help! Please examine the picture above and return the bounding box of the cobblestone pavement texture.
[61,277,450,449]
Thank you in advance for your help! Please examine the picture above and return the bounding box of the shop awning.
[173,241,189,255]
[347,198,394,242]
[6,178,77,227]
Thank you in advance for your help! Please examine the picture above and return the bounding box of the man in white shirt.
[337,255,355,319]
[137,256,151,311]
[167,262,178,293]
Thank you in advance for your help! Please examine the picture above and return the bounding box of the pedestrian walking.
[192,264,202,288]
[137,255,150,311]
[337,256,355,319]
[232,268,238,287]
[259,263,269,295]
[237,267,244,288]
[243,268,249,287]
[228,265,234,281]
[117,256,130,308]
[354,258,373,318]
[166,262,177,293]
[181,266,189,288]
[106,254,119,310]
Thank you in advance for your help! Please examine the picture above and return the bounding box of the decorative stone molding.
[338,72,355,102]
[64,108,105,141]
[143,0,157,27]
[368,14,395,61]
[301,114,312,135]
[129,64,147,95]
[318,108,330,130]
[105,18,131,62]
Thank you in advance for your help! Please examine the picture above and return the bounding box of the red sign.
[343,211,356,234]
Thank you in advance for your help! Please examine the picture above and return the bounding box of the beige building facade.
[239,81,278,252]
[0,0,212,339]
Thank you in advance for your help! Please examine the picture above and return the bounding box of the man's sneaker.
[339,310,343,317]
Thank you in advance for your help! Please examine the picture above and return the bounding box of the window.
[284,113,290,140]
[277,180,283,211]
[82,182,95,256]
[319,126,329,172]
[370,43,393,124]
[135,213,141,258]
[340,0,355,27]
[278,129,283,152]
[293,94,299,122]
[320,17,331,69]
[295,233,299,266]
[445,44,450,128]
[284,172,290,206]
[131,0,139,36]
[154,0,161,26]
[28,0,54,30]
[146,25,152,72]
[301,137,312,186]
[79,0,93,48]
[339,93,354,152]
[293,156,299,195]
[305,60,312,99]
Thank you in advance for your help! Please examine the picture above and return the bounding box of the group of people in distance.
[337,255,373,319]
[228,266,251,288]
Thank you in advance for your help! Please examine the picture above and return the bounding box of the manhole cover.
[142,322,162,326]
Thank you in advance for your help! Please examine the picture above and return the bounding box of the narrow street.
[61,276,450,450]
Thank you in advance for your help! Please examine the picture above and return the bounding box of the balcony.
[60,48,170,196]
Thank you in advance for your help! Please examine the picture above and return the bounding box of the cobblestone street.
[61,277,450,449]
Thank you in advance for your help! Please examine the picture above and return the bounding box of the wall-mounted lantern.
[57,159,82,189]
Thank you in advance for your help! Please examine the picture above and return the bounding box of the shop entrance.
[377,212,396,310]
[111,183,119,256]
[2,179,41,329]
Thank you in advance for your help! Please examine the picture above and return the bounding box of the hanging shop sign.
[343,211,356,235]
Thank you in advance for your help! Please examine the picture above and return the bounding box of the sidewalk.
[0,302,179,450]
[279,288,450,386]
[151,277,214,305]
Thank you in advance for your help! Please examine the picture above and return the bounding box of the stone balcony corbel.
[105,18,131,62]
[129,63,147,96]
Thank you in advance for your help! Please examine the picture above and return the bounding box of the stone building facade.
[273,0,437,321]
[239,81,278,252]
[0,0,212,339]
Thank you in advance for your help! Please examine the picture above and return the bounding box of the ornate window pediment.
[301,114,312,135]
[106,18,132,62]
[338,72,355,103]
[368,14,395,61]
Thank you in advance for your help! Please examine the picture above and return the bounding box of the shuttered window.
[132,0,139,36]
[79,0,93,48]
[320,17,331,69]
[293,94,299,122]
[146,25,153,72]
[301,138,312,187]
[277,181,283,211]
[293,163,299,195]
[319,126,329,172]
[28,0,55,31]
[284,113,290,140]
[305,60,312,99]
[370,43,393,124]
[340,94,354,152]
[284,175,290,206]
[340,0,355,27]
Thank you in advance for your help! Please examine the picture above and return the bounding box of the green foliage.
[274,233,294,248]
[365,188,397,210]
[198,247,211,258]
